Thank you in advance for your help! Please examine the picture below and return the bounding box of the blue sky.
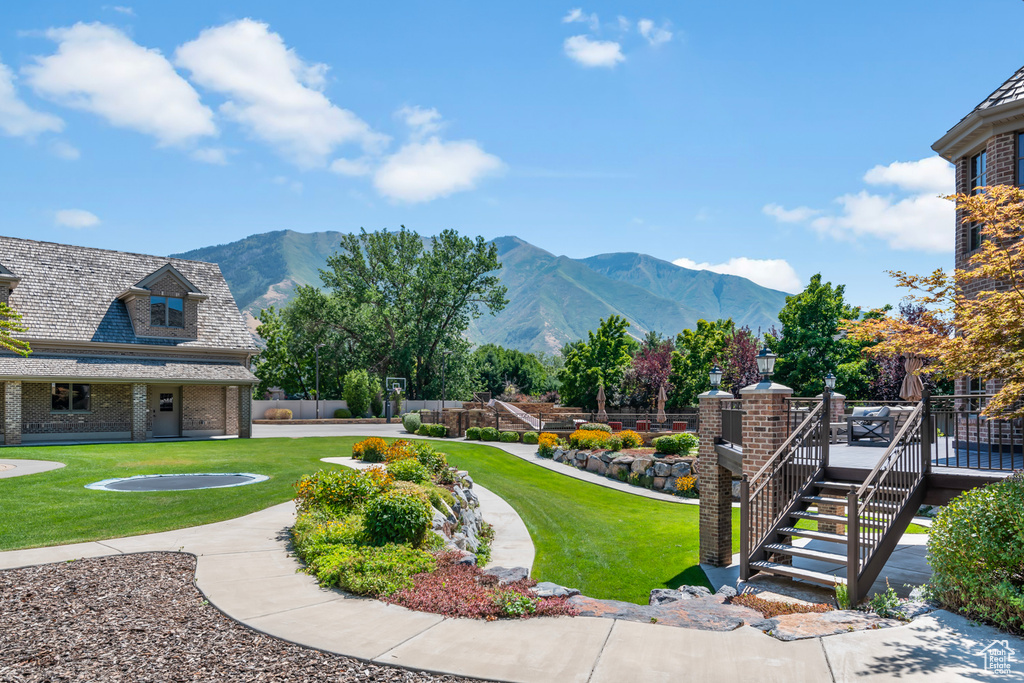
[0,1,1021,309]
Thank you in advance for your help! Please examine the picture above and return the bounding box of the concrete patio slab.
[200,571,338,621]
[0,458,65,479]
[195,548,302,584]
[374,615,614,683]
[590,620,834,683]
[822,609,1023,681]
[247,596,445,661]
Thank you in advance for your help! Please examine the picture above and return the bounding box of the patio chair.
[636,419,651,432]
[608,421,622,431]
[846,406,895,446]
[671,421,688,432]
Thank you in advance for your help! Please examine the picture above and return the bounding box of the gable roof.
[133,263,203,294]
[0,236,256,351]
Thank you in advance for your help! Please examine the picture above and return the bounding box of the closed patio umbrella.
[657,385,667,423]
[899,355,925,402]
[596,384,608,422]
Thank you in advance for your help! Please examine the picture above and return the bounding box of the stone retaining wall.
[547,448,700,494]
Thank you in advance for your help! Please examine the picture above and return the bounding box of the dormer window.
[151,296,185,328]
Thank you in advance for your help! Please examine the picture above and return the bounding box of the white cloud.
[104,5,135,16]
[764,156,955,253]
[329,156,372,177]
[0,58,64,138]
[23,23,215,146]
[175,18,386,168]
[397,105,442,139]
[674,256,802,293]
[637,19,673,46]
[191,147,229,164]
[55,209,100,228]
[862,156,954,195]
[617,16,631,31]
[762,203,820,223]
[374,137,503,203]
[564,35,625,68]
[562,8,600,31]
[272,175,303,193]
[49,140,79,159]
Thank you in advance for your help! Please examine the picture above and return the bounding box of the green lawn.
[0,437,738,604]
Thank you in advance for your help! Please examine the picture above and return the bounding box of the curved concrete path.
[0,499,1020,680]
[0,458,65,479]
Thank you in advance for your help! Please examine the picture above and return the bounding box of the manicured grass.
[0,437,737,605]
[434,441,740,604]
[794,517,929,534]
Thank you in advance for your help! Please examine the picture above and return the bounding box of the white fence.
[252,399,465,420]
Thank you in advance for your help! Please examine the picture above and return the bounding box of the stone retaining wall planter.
[547,447,700,495]
[253,418,390,425]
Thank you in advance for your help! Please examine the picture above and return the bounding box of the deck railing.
[928,394,1023,471]
[720,398,743,447]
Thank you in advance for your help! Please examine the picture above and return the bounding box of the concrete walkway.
[0,458,65,479]
[1,496,1020,681]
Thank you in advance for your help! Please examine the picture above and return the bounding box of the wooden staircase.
[740,400,929,605]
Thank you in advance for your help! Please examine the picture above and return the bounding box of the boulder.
[451,532,468,550]
[670,462,692,478]
[649,586,713,606]
[654,461,671,477]
[664,476,678,492]
[483,566,530,585]
[431,508,448,531]
[599,451,616,464]
[611,455,635,466]
[653,476,667,489]
[586,455,607,475]
[552,448,565,462]
[631,456,654,474]
[462,474,475,489]
[454,550,477,566]
[531,581,581,598]
[715,585,738,598]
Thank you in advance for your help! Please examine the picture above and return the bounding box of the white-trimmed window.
[51,383,91,412]
[150,296,184,328]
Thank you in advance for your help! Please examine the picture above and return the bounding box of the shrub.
[364,491,433,546]
[413,443,448,475]
[263,408,292,420]
[928,473,1024,633]
[465,427,482,440]
[537,433,559,457]
[617,430,643,449]
[676,432,699,455]
[580,422,612,433]
[402,412,422,434]
[385,439,417,463]
[308,542,436,596]
[333,408,352,419]
[569,429,611,450]
[369,387,384,417]
[480,427,500,441]
[606,436,623,452]
[522,431,539,445]
[292,511,366,562]
[389,458,431,484]
[293,467,393,515]
[352,437,388,463]
[429,424,448,437]
[499,431,520,443]
[343,369,372,417]
[416,424,431,437]
[653,433,698,455]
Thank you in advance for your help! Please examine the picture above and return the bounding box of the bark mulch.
[0,552,486,682]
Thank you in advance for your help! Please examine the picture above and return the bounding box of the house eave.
[932,99,1024,161]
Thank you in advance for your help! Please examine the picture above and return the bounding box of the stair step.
[778,526,848,543]
[802,495,900,510]
[813,481,910,495]
[790,511,887,528]
[764,543,848,565]
[749,561,846,587]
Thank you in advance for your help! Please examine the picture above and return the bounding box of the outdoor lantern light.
[709,364,723,389]
[824,372,837,391]
[756,346,777,380]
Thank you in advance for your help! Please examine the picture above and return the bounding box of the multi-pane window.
[51,383,91,412]
[968,150,987,252]
[968,377,987,411]
[150,296,184,328]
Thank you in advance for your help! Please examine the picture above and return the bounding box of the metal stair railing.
[493,400,544,431]
[740,400,826,580]
[845,401,927,605]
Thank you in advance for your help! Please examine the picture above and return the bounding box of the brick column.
[130,383,147,442]
[740,381,793,559]
[225,386,239,435]
[237,385,252,439]
[4,381,22,445]
[698,389,732,567]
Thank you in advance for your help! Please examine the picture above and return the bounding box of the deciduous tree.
[668,319,733,407]
[0,302,30,357]
[558,315,635,409]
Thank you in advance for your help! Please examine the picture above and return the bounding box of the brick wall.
[0,285,9,306]
[739,391,792,480]
[4,381,21,444]
[182,385,227,431]
[0,382,4,434]
[225,386,239,435]
[697,392,732,566]
[21,382,132,433]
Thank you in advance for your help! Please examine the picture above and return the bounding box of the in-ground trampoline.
[86,473,268,492]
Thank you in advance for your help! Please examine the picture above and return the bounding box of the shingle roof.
[973,65,1024,113]
[0,236,256,351]
[0,354,256,383]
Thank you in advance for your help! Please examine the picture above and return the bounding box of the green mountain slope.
[173,231,787,353]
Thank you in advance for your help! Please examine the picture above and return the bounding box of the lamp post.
[709,364,723,391]
[755,346,777,382]
[314,343,325,419]
[441,350,452,413]
[823,372,836,392]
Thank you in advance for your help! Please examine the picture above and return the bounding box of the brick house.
[932,65,1024,400]
[0,236,257,445]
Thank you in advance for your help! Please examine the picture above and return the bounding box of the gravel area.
[0,553,486,682]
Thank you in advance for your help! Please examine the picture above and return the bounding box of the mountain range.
[173,230,789,354]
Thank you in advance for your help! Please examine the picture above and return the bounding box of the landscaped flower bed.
[292,438,575,620]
